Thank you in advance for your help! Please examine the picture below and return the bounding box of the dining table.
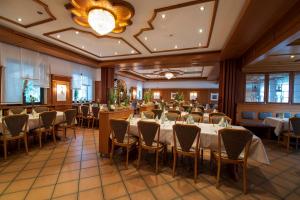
[263,117,290,136]
[129,118,270,164]
[0,111,65,131]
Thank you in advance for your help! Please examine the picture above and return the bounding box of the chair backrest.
[81,105,89,117]
[143,111,155,119]
[166,112,179,121]
[241,111,255,120]
[289,117,300,135]
[64,109,77,125]
[209,112,226,118]
[168,110,181,115]
[152,109,163,119]
[137,120,160,147]
[218,128,253,160]
[2,114,29,137]
[72,105,80,114]
[173,124,201,152]
[191,111,204,116]
[8,108,27,115]
[34,107,49,113]
[210,116,232,124]
[183,114,203,123]
[258,112,272,120]
[110,119,129,143]
[276,112,292,118]
[39,111,57,129]
[92,106,100,119]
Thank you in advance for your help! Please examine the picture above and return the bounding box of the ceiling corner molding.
[133,0,218,53]
[44,27,141,59]
[0,0,56,28]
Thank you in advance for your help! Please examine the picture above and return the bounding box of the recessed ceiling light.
[199,29,203,33]
[153,48,157,51]
[200,6,204,11]
[131,50,135,54]
[75,31,79,35]
[118,40,121,44]
[56,34,60,38]
[174,45,178,49]
[198,42,202,47]
[99,53,102,56]
[161,14,166,19]
[144,36,148,41]
[17,18,22,22]
[115,52,118,55]
[290,55,295,59]
[82,45,85,49]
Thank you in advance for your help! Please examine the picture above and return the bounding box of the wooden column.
[219,59,244,123]
[94,81,101,102]
[101,67,114,104]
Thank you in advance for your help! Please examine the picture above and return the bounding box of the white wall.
[144,80,219,89]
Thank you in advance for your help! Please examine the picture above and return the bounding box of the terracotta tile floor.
[0,128,300,200]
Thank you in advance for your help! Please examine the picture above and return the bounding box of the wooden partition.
[144,88,219,104]
[99,109,133,155]
[236,103,300,123]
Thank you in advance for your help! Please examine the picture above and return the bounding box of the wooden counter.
[99,108,133,155]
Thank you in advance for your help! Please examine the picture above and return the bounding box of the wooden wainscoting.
[236,103,300,123]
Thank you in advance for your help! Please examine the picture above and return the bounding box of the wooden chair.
[8,108,27,115]
[137,120,167,174]
[182,114,203,123]
[33,111,57,148]
[91,106,100,129]
[58,109,77,140]
[168,110,181,115]
[80,105,92,128]
[166,112,180,121]
[211,128,253,194]
[283,117,300,152]
[172,124,201,182]
[209,112,226,122]
[143,111,155,119]
[110,119,138,169]
[33,107,49,113]
[152,109,163,119]
[209,116,232,125]
[1,114,29,160]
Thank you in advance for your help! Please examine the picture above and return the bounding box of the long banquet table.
[129,118,270,164]
[0,111,65,131]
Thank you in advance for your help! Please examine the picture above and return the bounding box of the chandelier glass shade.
[88,9,116,35]
[165,72,174,79]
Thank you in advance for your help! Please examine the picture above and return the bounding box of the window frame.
[244,73,266,103]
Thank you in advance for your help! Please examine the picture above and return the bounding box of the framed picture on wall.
[57,84,67,101]
[210,93,219,101]
[171,92,177,100]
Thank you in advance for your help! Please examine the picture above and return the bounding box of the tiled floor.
[0,128,300,200]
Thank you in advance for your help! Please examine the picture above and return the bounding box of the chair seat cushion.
[0,132,24,139]
[33,127,52,133]
[114,135,138,144]
[212,151,244,160]
[142,140,165,148]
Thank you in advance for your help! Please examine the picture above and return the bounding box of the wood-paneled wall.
[144,88,219,104]
[100,68,114,104]
[94,81,101,102]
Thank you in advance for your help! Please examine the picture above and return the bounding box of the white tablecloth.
[263,117,289,136]
[129,118,269,164]
[0,111,65,131]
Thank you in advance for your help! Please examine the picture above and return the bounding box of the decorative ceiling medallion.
[153,69,184,80]
[65,0,135,35]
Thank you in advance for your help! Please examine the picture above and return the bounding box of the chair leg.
[73,128,76,139]
[194,154,198,183]
[64,127,67,141]
[155,150,159,174]
[243,164,248,194]
[18,139,21,151]
[287,136,290,153]
[39,133,42,148]
[3,140,7,160]
[216,160,221,188]
[81,118,83,127]
[24,135,28,155]
[110,143,114,164]
[296,138,299,150]
[172,149,177,177]
[92,118,95,129]
[126,147,129,169]
[52,130,56,145]
[277,134,280,144]
[88,119,90,129]
[137,146,142,169]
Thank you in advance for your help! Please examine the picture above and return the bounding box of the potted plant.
[108,88,117,111]
[143,89,152,104]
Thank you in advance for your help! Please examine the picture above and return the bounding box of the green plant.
[174,92,184,102]
[108,88,117,106]
[143,89,152,103]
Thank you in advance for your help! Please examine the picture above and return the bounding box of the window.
[23,80,43,104]
[245,74,265,102]
[153,92,160,99]
[294,73,300,103]
[268,73,289,103]
[72,74,93,101]
[190,92,197,100]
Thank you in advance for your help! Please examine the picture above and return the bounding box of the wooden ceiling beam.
[0,25,99,68]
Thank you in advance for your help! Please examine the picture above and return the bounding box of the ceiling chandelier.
[65,0,135,35]
[165,72,174,80]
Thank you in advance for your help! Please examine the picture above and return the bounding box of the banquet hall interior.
[0,0,300,199]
